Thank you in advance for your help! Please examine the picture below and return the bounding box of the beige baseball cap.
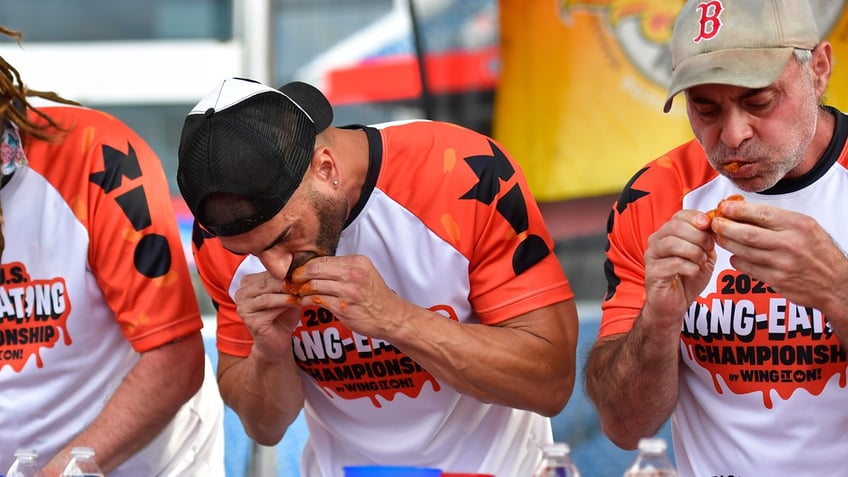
[663,0,820,113]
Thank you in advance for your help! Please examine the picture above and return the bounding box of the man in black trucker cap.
[177,77,579,477]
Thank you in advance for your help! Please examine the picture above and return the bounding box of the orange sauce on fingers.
[706,194,744,220]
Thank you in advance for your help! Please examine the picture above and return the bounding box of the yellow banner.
[494,0,848,201]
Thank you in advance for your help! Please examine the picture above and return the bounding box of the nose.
[719,107,753,149]
[256,250,293,281]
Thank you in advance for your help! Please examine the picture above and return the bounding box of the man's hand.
[711,199,848,315]
[234,271,303,363]
[643,209,717,332]
[286,255,416,339]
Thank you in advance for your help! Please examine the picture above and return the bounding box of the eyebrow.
[221,225,291,256]
[260,226,291,253]
[689,86,771,105]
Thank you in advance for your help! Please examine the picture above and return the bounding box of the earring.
[333,180,339,186]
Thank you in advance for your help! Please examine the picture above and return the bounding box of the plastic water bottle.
[531,442,581,477]
[5,449,45,477]
[623,437,678,477]
[58,447,104,477]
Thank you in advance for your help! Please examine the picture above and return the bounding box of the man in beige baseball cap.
[585,1,848,476]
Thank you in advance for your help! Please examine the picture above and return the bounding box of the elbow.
[585,383,637,449]
[599,419,641,450]
[586,384,642,450]
[251,433,285,447]
[592,396,653,450]
[536,397,569,418]
[533,370,575,417]
[245,423,286,447]
[543,379,575,417]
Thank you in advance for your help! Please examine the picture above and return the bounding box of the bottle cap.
[70,446,96,458]
[13,449,38,459]
[542,442,571,456]
[637,437,667,454]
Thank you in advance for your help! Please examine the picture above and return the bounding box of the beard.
[286,187,348,280]
[707,138,810,192]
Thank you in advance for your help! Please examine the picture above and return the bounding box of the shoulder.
[374,120,523,208]
[632,140,714,191]
[377,120,490,145]
[609,139,717,235]
[25,99,152,156]
[24,99,159,173]
[616,140,716,211]
[191,223,247,293]
[27,99,134,137]
[376,120,513,174]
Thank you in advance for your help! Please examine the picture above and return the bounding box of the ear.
[810,41,833,98]
[310,145,339,185]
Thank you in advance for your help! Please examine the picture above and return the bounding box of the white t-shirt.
[0,100,224,475]
[196,120,575,477]
[601,108,848,476]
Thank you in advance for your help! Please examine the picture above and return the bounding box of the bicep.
[494,299,578,351]
[124,333,205,402]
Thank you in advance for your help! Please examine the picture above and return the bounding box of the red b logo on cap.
[693,0,723,42]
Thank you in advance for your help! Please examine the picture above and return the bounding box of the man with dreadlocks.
[0,27,225,476]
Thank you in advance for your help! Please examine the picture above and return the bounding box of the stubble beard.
[285,189,349,279]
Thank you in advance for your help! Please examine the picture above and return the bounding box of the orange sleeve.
[460,138,574,323]
[600,141,716,338]
[378,122,573,324]
[32,107,202,351]
[191,223,256,357]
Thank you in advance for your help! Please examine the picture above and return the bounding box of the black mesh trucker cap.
[177,77,333,236]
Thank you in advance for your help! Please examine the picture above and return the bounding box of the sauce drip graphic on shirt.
[0,262,71,371]
[681,269,847,408]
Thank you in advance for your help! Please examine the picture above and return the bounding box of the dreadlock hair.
[1,26,80,139]
[0,25,80,261]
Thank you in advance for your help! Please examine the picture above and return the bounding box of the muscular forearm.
[42,334,205,476]
[390,300,578,417]
[218,350,305,445]
[585,315,680,450]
